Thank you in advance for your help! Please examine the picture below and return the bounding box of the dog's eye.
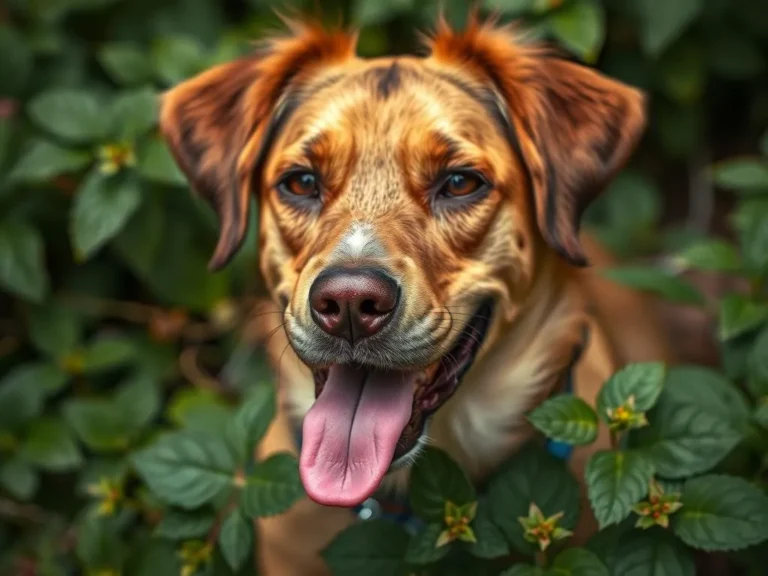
[278,171,319,197]
[440,172,486,198]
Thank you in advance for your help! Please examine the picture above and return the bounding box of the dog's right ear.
[159,22,357,270]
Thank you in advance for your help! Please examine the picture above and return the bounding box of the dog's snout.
[309,268,399,343]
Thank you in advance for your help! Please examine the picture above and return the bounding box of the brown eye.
[278,171,319,197]
[441,172,486,197]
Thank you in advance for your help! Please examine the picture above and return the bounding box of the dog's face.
[160,18,645,507]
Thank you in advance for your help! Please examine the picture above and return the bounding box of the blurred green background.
[1,0,768,574]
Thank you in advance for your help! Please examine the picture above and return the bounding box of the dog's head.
[159,17,645,507]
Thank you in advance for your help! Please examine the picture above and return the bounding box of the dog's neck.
[419,253,588,483]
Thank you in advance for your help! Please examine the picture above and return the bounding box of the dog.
[158,15,671,575]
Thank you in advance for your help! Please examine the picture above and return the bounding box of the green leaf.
[109,88,158,141]
[322,519,410,576]
[718,294,768,341]
[0,24,33,97]
[469,498,509,559]
[64,398,132,451]
[405,523,450,566]
[483,0,535,16]
[673,238,742,273]
[487,443,580,554]
[657,41,704,104]
[584,522,628,573]
[0,363,68,415]
[597,362,666,419]
[740,204,768,275]
[527,395,598,446]
[128,538,181,576]
[8,139,92,184]
[754,400,768,429]
[548,0,605,63]
[27,301,83,359]
[219,509,253,572]
[673,475,768,551]
[632,367,747,478]
[748,327,768,397]
[601,266,704,306]
[613,528,695,576]
[136,137,187,186]
[167,388,233,434]
[637,0,703,56]
[500,566,544,576]
[587,171,661,256]
[241,453,304,518]
[229,384,275,464]
[585,451,655,529]
[410,446,475,522]
[76,511,126,571]
[80,334,137,373]
[352,0,414,25]
[132,431,236,509]
[0,221,49,303]
[0,364,47,433]
[707,31,765,80]
[152,36,207,86]
[71,170,143,260]
[0,117,11,172]
[27,89,108,144]
[154,509,216,540]
[115,372,160,432]
[20,417,83,472]
[711,158,768,193]
[98,43,153,86]
[660,366,751,431]
[551,547,608,576]
[633,404,741,479]
[0,458,39,501]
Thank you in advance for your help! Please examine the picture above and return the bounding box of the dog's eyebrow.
[426,131,462,165]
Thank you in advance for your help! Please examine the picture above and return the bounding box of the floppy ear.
[428,18,646,266]
[159,22,357,270]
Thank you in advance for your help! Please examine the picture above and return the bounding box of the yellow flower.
[179,540,213,576]
[605,396,649,431]
[98,142,136,174]
[86,477,123,517]
[436,500,478,547]
[633,479,683,530]
[518,502,573,551]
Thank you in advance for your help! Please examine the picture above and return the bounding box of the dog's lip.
[310,299,494,459]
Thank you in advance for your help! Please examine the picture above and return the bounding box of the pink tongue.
[299,365,415,507]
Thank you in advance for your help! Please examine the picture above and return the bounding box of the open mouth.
[299,300,494,507]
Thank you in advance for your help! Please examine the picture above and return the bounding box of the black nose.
[309,268,400,343]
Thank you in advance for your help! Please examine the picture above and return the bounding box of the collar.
[292,323,590,532]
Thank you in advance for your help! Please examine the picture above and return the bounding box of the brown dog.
[159,16,671,575]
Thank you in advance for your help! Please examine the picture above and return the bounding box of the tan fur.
[158,15,665,575]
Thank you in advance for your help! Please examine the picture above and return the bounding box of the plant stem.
[609,430,620,450]
[535,550,548,569]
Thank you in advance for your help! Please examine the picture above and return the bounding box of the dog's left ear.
[159,22,357,270]
[428,19,646,266]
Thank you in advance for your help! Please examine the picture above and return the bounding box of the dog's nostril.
[360,299,379,316]
[321,299,341,315]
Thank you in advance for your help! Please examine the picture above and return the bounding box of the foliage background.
[1,0,768,575]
